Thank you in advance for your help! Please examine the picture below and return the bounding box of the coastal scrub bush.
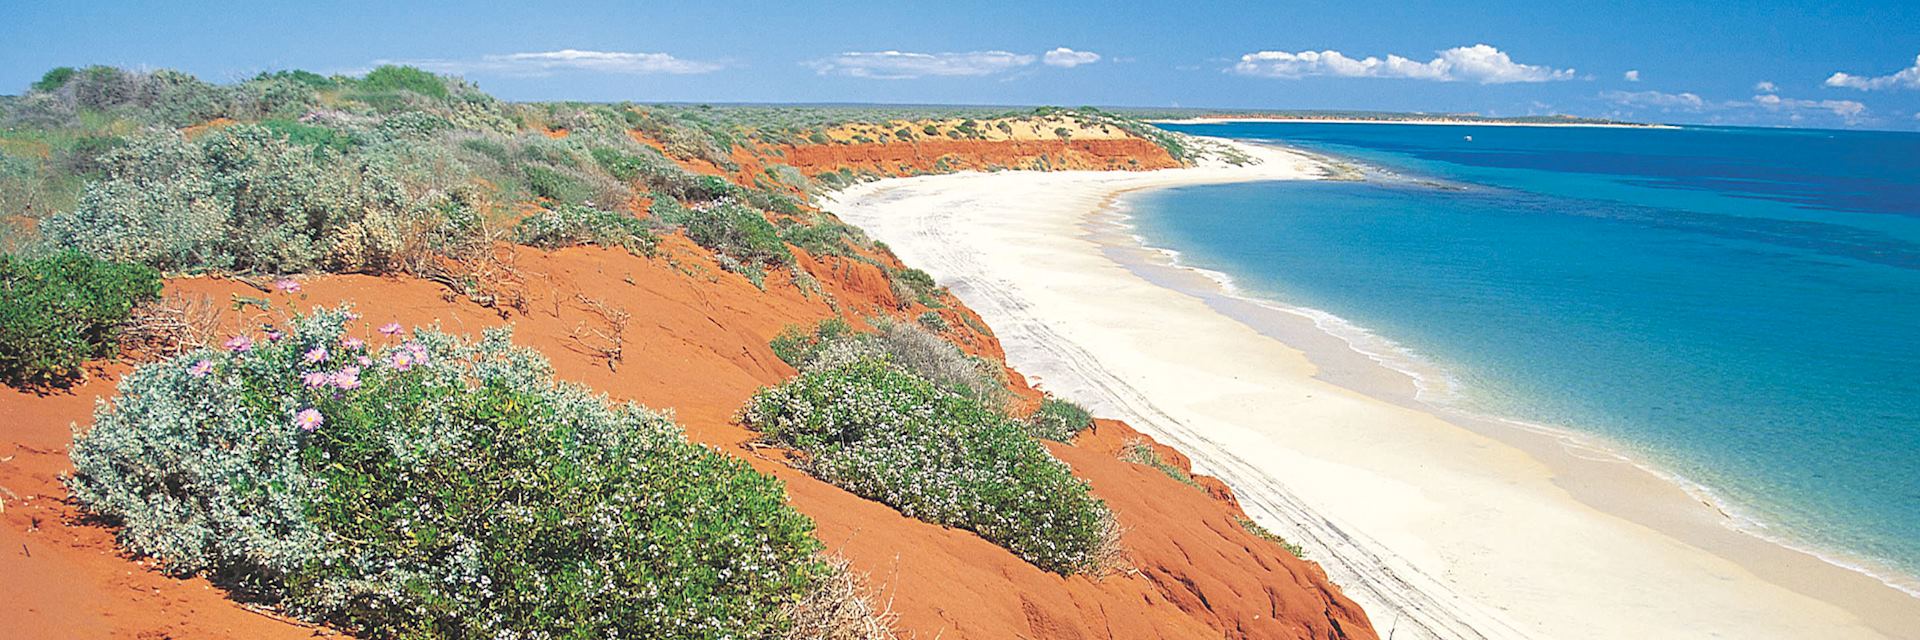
[32,66,77,92]
[739,357,1116,574]
[888,267,942,307]
[779,214,867,257]
[512,203,657,255]
[355,65,448,100]
[771,317,1007,408]
[1026,395,1092,442]
[915,311,948,333]
[1235,515,1306,559]
[36,126,479,274]
[67,308,832,637]
[1119,438,1201,490]
[769,317,854,368]
[684,202,793,267]
[0,251,161,388]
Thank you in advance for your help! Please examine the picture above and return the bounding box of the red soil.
[0,134,1373,639]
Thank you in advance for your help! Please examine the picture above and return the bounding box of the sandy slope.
[824,139,1917,639]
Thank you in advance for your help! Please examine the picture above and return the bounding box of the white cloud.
[1231,44,1573,84]
[384,49,723,76]
[1623,70,1640,82]
[1042,47,1102,68]
[1603,89,1706,110]
[1602,89,1868,124]
[809,50,1035,79]
[1752,94,1866,118]
[1825,54,1920,90]
[1914,111,1920,120]
[1754,81,1777,93]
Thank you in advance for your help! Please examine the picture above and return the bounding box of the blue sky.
[5,1,1919,129]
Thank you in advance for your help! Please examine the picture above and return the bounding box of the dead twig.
[567,294,630,371]
[121,293,224,360]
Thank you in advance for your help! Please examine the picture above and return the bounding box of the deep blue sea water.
[1149,122,1920,588]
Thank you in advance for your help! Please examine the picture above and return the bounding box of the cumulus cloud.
[1603,89,1706,110]
[1042,47,1102,68]
[1825,54,1920,90]
[1231,44,1573,84]
[1753,94,1867,119]
[1623,70,1640,82]
[1602,88,1867,124]
[809,50,1036,79]
[1754,81,1777,93]
[383,49,722,76]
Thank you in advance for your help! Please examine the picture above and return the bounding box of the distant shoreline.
[1150,116,1679,129]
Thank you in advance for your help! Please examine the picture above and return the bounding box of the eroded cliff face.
[0,127,1374,640]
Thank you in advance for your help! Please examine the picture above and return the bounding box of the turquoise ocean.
[1146,121,1920,592]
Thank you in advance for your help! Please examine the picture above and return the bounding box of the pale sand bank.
[823,140,1920,639]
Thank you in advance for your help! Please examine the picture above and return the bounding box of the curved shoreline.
[1100,181,1920,605]
[823,138,1920,639]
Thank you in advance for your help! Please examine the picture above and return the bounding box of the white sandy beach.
[824,139,1920,639]
[1147,117,1680,129]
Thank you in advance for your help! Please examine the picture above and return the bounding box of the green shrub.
[261,119,353,154]
[252,69,336,90]
[779,215,864,257]
[769,318,854,368]
[38,126,471,274]
[683,203,792,267]
[67,309,830,638]
[1236,516,1306,558]
[512,204,657,255]
[31,67,78,92]
[740,358,1116,574]
[1027,395,1092,442]
[1119,438,1201,489]
[589,146,651,181]
[915,311,949,333]
[523,163,591,204]
[0,251,161,388]
[774,317,1006,408]
[357,65,448,99]
[889,267,942,307]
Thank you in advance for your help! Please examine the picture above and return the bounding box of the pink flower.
[331,366,362,390]
[387,350,415,372]
[273,279,301,293]
[303,346,328,364]
[223,335,253,352]
[340,336,365,350]
[187,359,213,377]
[403,342,429,365]
[301,371,329,388]
[264,330,284,342]
[378,322,403,336]
[294,408,324,432]
[356,355,372,366]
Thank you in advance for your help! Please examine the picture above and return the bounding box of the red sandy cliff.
[0,131,1374,640]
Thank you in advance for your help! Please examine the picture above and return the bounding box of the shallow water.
[1146,121,1920,589]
